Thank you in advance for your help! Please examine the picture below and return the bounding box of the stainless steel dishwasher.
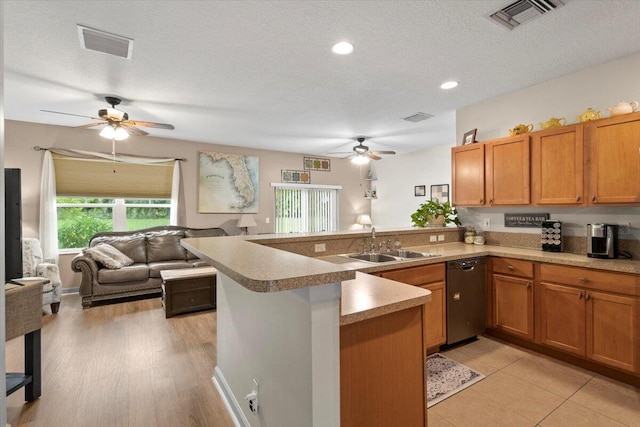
[446,257,486,346]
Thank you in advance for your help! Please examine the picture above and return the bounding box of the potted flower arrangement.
[410,199,461,227]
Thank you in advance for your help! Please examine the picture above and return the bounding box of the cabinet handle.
[576,195,581,202]
[592,195,597,202]
[526,281,532,289]
[507,265,515,270]
[585,293,591,301]
[579,277,589,282]
[578,291,583,299]
[480,199,484,204]
[489,198,494,204]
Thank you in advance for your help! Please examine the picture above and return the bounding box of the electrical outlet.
[438,234,445,241]
[483,218,491,228]
[429,235,437,242]
[619,223,631,235]
[244,379,259,414]
[315,243,326,252]
[265,217,270,224]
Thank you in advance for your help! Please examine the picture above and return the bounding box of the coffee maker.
[587,224,618,259]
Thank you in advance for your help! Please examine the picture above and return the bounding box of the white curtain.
[39,148,185,254]
[39,151,59,263]
[170,160,184,226]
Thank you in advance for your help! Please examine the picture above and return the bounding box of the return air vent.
[489,0,564,30]
[402,112,434,123]
[77,25,133,59]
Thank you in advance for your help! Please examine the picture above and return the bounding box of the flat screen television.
[5,168,23,280]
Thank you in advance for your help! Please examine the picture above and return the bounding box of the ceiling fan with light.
[328,137,396,164]
[41,96,175,140]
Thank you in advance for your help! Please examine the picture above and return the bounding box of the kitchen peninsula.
[181,235,432,427]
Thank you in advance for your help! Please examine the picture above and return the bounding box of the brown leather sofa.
[71,226,227,308]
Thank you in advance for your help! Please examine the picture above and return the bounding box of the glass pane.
[126,207,170,230]
[125,198,170,205]
[56,197,115,204]
[57,207,113,248]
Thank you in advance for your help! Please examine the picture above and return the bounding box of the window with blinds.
[272,183,341,233]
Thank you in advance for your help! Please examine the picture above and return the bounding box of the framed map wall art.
[198,151,259,213]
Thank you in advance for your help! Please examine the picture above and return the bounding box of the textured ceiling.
[4,0,640,156]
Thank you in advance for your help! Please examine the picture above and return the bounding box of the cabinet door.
[586,291,639,373]
[421,282,446,348]
[451,143,485,206]
[531,124,584,205]
[586,112,640,204]
[485,135,530,205]
[492,274,533,340]
[538,283,585,356]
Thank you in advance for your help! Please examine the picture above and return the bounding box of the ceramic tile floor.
[429,336,640,427]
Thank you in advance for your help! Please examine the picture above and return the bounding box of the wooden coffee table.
[160,267,217,318]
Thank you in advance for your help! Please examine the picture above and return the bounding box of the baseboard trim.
[212,366,249,427]
[62,287,79,295]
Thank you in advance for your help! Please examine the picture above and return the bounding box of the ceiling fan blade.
[125,120,175,130]
[327,151,353,155]
[366,153,382,161]
[74,122,106,129]
[124,125,149,136]
[41,110,103,121]
[371,150,396,155]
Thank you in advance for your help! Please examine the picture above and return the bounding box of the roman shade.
[53,153,174,198]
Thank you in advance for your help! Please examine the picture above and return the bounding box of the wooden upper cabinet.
[585,112,640,205]
[531,124,584,205]
[451,143,485,206]
[485,134,531,205]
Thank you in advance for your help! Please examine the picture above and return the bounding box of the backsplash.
[484,231,639,259]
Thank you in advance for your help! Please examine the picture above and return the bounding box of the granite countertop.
[182,236,355,292]
[319,242,640,275]
[340,272,431,326]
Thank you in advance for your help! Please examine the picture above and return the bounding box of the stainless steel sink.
[386,249,427,258]
[346,253,398,263]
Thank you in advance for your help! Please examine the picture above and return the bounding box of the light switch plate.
[438,234,445,241]
[429,235,437,242]
[315,243,326,252]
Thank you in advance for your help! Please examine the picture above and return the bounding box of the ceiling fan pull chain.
[112,138,117,173]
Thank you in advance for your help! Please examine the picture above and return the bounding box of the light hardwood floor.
[6,294,235,427]
[6,294,639,427]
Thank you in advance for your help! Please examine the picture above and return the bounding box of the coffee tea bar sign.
[504,213,550,228]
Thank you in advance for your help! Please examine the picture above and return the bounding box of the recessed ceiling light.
[331,42,354,55]
[440,81,459,90]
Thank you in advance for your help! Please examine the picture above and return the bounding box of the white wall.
[371,111,456,228]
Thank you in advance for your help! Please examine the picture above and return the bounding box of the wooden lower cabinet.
[492,274,534,341]
[340,305,426,427]
[538,264,640,374]
[538,282,586,355]
[380,263,447,349]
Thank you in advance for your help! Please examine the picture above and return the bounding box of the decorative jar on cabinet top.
[539,117,566,129]
[577,108,601,122]
[607,100,638,116]
[508,123,533,136]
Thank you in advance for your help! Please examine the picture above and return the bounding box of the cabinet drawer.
[380,263,445,286]
[171,287,215,313]
[167,277,214,292]
[492,258,533,278]
[540,264,640,296]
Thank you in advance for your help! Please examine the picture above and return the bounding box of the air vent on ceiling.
[402,112,434,123]
[77,25,133,59]
[489,0,564,30]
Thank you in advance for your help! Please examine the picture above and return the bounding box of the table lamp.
[356,214,372,229]
[237,214,257,235]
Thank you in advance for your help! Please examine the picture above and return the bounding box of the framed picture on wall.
[414,185,426,197]
[430,184,449,203]
[281,169,311,184]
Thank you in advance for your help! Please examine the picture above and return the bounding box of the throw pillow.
[84,243,135,270]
